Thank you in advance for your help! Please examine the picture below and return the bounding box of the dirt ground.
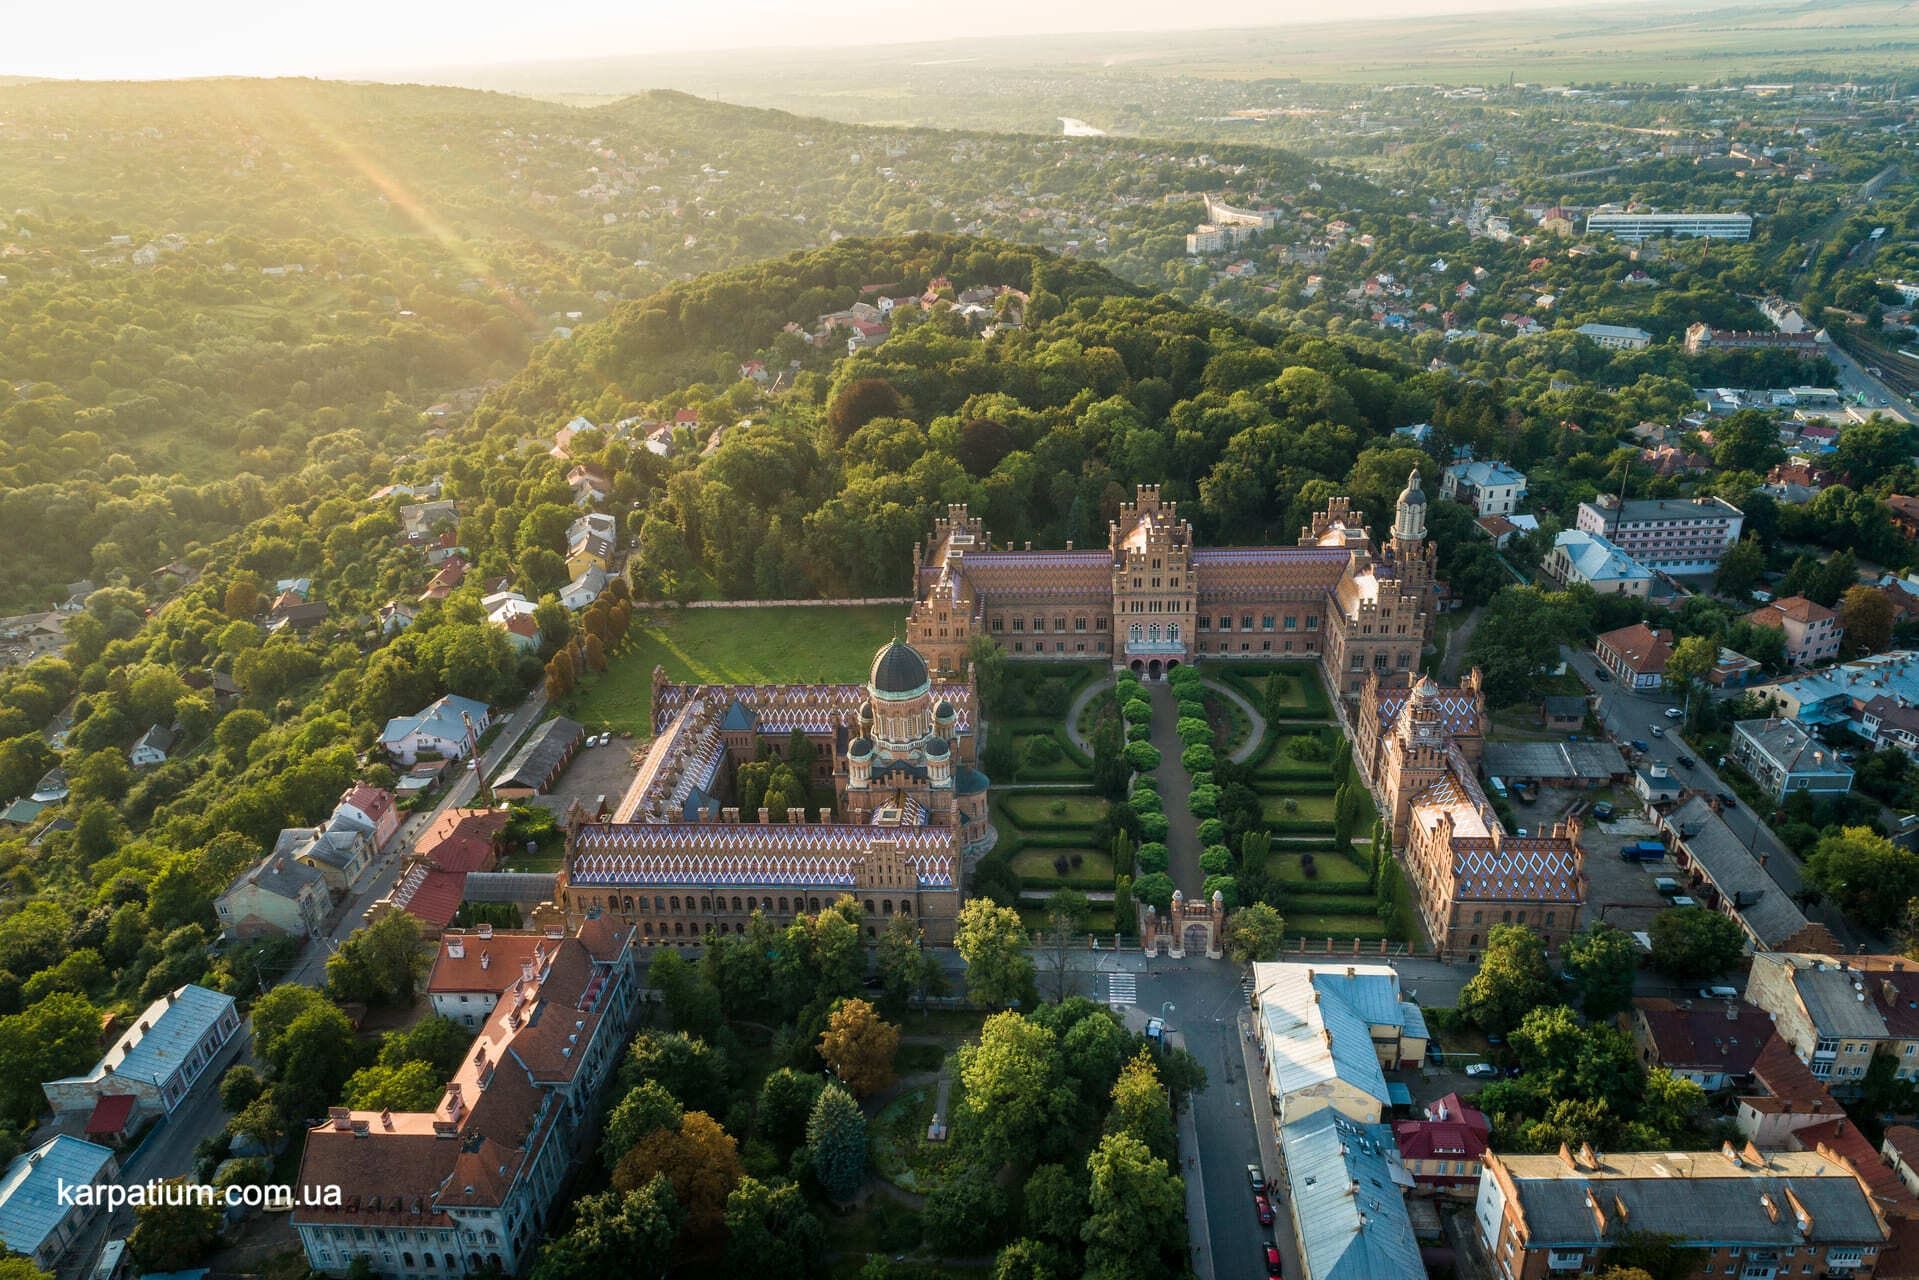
[544,734,643,817]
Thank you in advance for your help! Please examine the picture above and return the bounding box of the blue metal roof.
[106,985,236,1086]
[0,1136,115,1257]
[1280,1110,1424,1280]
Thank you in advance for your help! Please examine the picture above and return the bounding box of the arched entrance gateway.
[1138,889,1227,960]
[1147,659,1162,679]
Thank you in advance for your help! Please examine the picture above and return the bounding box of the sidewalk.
[1173,1031,1215,1280]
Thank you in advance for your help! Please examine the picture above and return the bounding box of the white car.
[1663,707,1684,720]
[1465,1063,1499,1078]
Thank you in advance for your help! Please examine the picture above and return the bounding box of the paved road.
[288,688,549,985]
[1147,682,1205,895]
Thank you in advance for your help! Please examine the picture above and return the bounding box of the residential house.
[1631,996,1774,1091]
[398,500,461,541]
[215,854,331,940]
[565,513,616,578]
[0,1137,119,1270]
[1544,530,1653,597]
[560,567,609,612]
[1393,1092,1491,1195]
[292,919,640,1279]
[565,464,610,508]
[1475,514,1520,547]
[1744,952,1919,1093]
[483,592,541,654]
[1885,1128,1919,1200]
[1890,496,1919,542]
[1710,647,1765,688]
[128,724,174,768]
[1474,1144,1890,1280]
[335,784,401,849]
[419,557,468,603]
[1595,623,1673,690]
[425,926,551,1030]
[1731,718,1855,800]
[379,694,492,765]
[378,600,418,636]
[1282,1107,1426,1280]
[42,985,241,1122]
[1659,795,1833,954]
[1440,459,1527,517]
[1251,961,1428,1125]
[1574,322,1653,350]
[1748,596,1844,669]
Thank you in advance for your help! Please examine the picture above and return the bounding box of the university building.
[555,640,976,946]
[907,475,1437,696]
[1356,671,1585,961]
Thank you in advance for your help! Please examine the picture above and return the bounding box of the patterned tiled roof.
[652,681,974,736]
[1377,689,1482,738]
[571,823,956,888]
[1450,840,1582,902]
[1194,547,1353,567]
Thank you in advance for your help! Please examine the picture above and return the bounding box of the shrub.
[1124,742,1161,772]
[1197,818,1226,846]
[1123,700,1153,725]
[1119,682,1149,707]
[1131,773,1159,794]
[1285,734,1332,762]
[1069,853,1083,869]
[1176,698,1207,722]
[1053,855,1070,877]
[1048,800,1067,818]
[1135,843,1171,874]
[1020,734,1064,770]
[1190,771,1214,791]
[1177,717,1211,747]
[1182,744,1217,773]
[1168,666,1202,689]
[1130,790,1164,815]
[1199,846,1232,875]
[1137,812,1170,841]
[1126,722,1151,742]
[1201,874,1239,908]
[1188,784,1220,820]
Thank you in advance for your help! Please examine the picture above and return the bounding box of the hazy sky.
[6,0,1604,80]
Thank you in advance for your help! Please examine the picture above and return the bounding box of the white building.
[1250,962,1429,1126]
[1585,211,1753,242]
[1439,459,1527,517]
[42,985,241,1123]
[1575,322,1653,351]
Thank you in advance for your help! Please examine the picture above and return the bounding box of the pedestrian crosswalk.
[1107,971,1137,1009]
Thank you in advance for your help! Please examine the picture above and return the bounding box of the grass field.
[1000,792,1109,828]
[1010,845,1114,887]
[1268,851,1369,886]
[564,605,902,732]
[1258,793,1337,823]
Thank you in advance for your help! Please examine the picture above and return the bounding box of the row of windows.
[1198,614,1316,632]
[992,615,1109,633]
[1349,651,1414,670]
[1197,639,1311,654]
[1012,640,1108,654]
[638,918,893,942]
[1127,623,1180,642]
[1123,599,1183,613]
[598,892,913,917]
[1130,576,1182,589]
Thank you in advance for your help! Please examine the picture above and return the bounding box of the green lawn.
[1259,793,1337,822]
[1269,852,1370,886]
[563,605,902,732]
[1000,792,1108,828]
[1010,846,1114,887]
[1287,913,1393,940]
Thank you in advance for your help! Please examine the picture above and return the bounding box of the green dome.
[870,640,930,698]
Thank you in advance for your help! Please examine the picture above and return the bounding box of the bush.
[1126,722,1151,742]
[1123,700,1153,725]
[1020,734,1065,772]
[1199,846,1232,875]
[1188,784,1220,819]
[1138,812,1170,841]
[1119,682,1149,707]
[1182,744,1217,773]
[1177,717,1211,747]
[1130,790,1164,815]
[1201,874,1238,908]
[1177,698,1207,722]
[1197,818,1226,846]
[1131,774,1159,794]
[1285,735,1332,762]
[1124,742,1161,772]
[1135,843,1171,874]
[1168,666,1202,689]
[1190,771,1214,791]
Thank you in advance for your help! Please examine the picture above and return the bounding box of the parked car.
[1676,754,1696,769]
[1671,895,1698,909]
[1650,726,1665,738]
[1663,707,1684,720]
[1255,1193,1274,1226]
[1265,1244,1284,1278]
[1699,985,1740,1000]
[1630,739,1650,752]
[1466,1062,1499,1078]
[1592,667,1612,682]
[1591,802,1614,820]
[1719,792,1738,807]
[1246,1164,1266,1194]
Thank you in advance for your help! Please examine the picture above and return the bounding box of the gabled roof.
[1282,1109,1424,1280]
[1252,962,1426,1110]
[0,1136,117,1256]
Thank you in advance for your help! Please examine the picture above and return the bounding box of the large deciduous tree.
[1459,924,1553,1036]
[817,997,900,1097]
[956,898,1035,1009]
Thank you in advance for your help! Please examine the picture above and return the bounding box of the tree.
[1080,1132,1185,1280]
[611,1110,742,1238]
[826,377,905,442]
[251,984,333,1067]
[818,997,900,1097]
[723,1177,823,1280]
[875,916,940,1013]
[1044,887,1090,1001]
[924,1163,1011,1255]
[806,1083,867,1201]
[1466,588,1577,706]
[993,1239,1066,1280]
[1647,907,1747,980]
[618,1033,730,1118]
[1459,924,1553,1036]
[603,1080,685,1165]
[1225,902,1287,964]
[343,1059,444,1111]
[1663,635,1716,698]
[755,1069,824,1158]
[530,1178,680,1280]
[1714,536,1767,599]
[1806,827,1919,930]
[128,1183,224,1271]
[958,1011,1072,1166]
[1841,584,1895,657]
[1108,1049,1174,1160]
[274,1002,359,1117]
[1022,1162,1088,1244]
[325,911,428,1006]
[956,898,1035,1009]
[0,992,103,1126]
[1562,924,1640,1020]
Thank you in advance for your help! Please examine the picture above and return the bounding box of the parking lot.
[543,733,642,818]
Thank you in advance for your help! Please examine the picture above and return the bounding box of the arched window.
[883,900,894,916]
[654,896,664,912]
[700,895,711,911]
[404,1253,415,1267]
[606,894,617,909]
[1129,623,1141,642]
[900,901,912,916]
[731,896,742,913]
[1501,909,1511,923]
[864,899,876,915]
[622,895,634,911]
[779,897,789,914]
[670,896,681,912]
[809,897,821,912]
[1168,623,1180,642]
[642,922,652,936]
[673,922,684,936]
[1148,623,1160,642]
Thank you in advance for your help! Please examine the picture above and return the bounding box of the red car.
[1254,1192,1274,1226]
[1264,1243,1283,1277]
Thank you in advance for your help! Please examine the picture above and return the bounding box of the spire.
[1394,468,1428,544]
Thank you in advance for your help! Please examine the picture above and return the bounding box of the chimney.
[480,950,491,970]
[1761,1193,1780,1223]
[446,1084,465,1121]
[520,958,535,984]
[758,807,772,824]
[1559,1142,1578,1170]
[1578,1142,1598,1169]
[447,934,465,959]
[329,1107,351,1132]
[1723,1140,1743,1166]
[477,923,492,940]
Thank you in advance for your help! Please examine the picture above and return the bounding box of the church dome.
[849,736,874,758]
[933,699,956,720]
[1398,469,1427,507]
[925,736,950,757]
[870,640,931,698]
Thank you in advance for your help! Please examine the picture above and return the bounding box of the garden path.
[1063,674,1108,755]
[1197,677,1266,764]
[1147,681,1204,897]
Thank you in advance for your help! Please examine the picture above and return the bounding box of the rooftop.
[1634,997,1775,1075]
[1282,1109,1424,1280]
[1660,796,1822,949]
[1764,651,1919,723]
[0,1137,116,1258]
[50,984,235,1092]
[1597,622,1673,674]
[492,717,584,792]
[1584,493,1744,523]
[1734,718,1854,781]
[1556,530,1654,585]
[1251,962,1427,1111]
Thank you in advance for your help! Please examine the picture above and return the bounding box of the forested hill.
[0,77,1343,611]
[457,231,1500,601]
